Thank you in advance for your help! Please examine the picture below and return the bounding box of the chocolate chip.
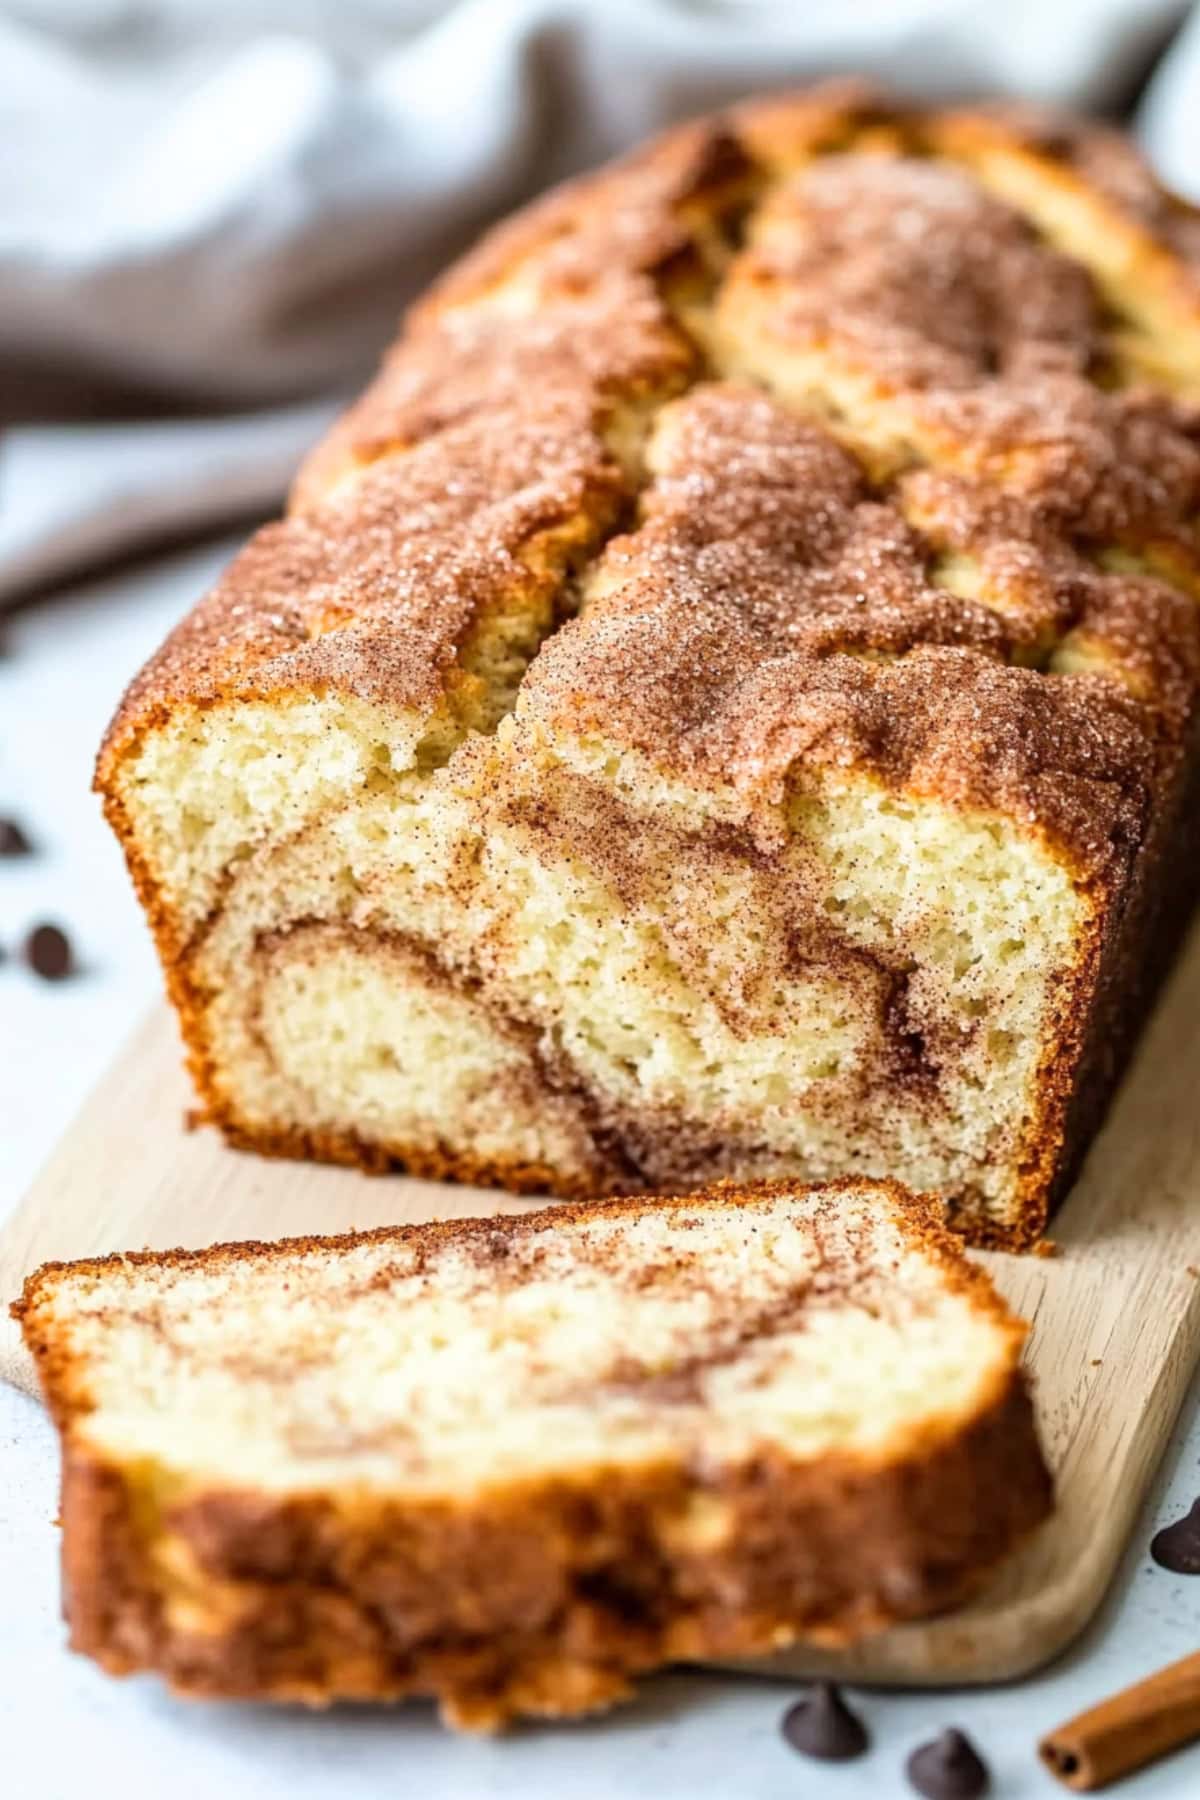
[781,1681,869,1761]
[906,1729,989,1799]
[23,922,74,981]
[0,817,32,857]
[1151,1497,1200,1573]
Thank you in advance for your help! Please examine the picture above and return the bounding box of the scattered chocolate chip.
[0,817,32,856]
[906,1728,989,1798]
[23,922,74,981]
[1151,1498,1200,1573]
[781,1681,869,1761]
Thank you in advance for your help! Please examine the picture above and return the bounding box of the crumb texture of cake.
[15,1181,1051,1729]
[96,83,1200,1246]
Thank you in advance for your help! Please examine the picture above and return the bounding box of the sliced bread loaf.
[96,88,1200,1247]
[15,1179,1050,1729]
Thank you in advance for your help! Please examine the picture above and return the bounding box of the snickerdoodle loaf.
[14,1180,1050,1729]
[97,85,1200,1246]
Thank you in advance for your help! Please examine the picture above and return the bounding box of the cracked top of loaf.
[99,82,1200,876]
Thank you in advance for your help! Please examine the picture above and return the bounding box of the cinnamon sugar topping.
[521,383,1160,871]
[102,90,1200,851]
[749,154,1100,384]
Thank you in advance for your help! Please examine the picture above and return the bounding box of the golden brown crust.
[926,99,1200,293]
[15,1181,1050,1729]
[46,1383,1048,1729]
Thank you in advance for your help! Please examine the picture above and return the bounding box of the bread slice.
[15,1179,1050,1731]
[95,85,1200,1248]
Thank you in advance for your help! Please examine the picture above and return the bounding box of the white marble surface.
[2,539,1200,1798]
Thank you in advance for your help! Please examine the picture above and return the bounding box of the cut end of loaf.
[104,685,1102,1244]
[16,1179,1052,1729]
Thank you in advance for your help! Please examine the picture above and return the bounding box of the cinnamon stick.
[1039,1649,1200,1790]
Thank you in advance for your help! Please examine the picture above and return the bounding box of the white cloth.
[3,0,1200,603]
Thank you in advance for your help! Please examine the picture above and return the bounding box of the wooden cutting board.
[5,923,1200,1687]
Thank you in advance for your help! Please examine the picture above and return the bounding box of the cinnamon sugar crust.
[95,86,1200,1246]
[102,407,627,753]
[99,89,1200,827]
[519,382,1164,873]
[929,99,1200,283]
[288,273,698,513]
